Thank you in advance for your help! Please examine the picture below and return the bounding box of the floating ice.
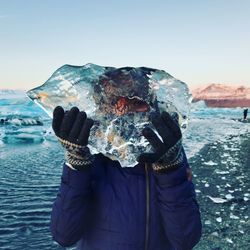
[0,116,43,126]
[3,129,45,144]
[27,63,192,167]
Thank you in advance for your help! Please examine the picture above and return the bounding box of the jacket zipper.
[144,163,150,250]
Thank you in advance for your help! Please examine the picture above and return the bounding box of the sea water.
[0,91,249,249]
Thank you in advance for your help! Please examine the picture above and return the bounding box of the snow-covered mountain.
[192,84,250,107]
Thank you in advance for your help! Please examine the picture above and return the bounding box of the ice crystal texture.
[27,63,192,167]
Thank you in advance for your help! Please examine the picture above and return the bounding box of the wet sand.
[190,133,250,249]
[231,118,250,124]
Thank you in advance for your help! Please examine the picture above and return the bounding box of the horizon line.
[1,82,249,92]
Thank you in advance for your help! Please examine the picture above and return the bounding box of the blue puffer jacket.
[50,151,202,250]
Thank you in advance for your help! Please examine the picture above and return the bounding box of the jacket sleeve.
[50,163,92,247]
[154,149,202,250]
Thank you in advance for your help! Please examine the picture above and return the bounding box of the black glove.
[52,106,94,170]
[137,111,183,173]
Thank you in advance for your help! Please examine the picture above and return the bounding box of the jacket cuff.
[153,158,189,188]
[61,162,92,190]
[65,162,77,170]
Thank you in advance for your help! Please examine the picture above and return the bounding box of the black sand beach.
[191,133,250,249]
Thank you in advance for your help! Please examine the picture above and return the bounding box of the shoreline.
[190,133,250,249]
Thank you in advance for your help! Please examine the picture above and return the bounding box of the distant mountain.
[191,84,250,108]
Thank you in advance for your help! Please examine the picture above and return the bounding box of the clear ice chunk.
[27,63,192,167]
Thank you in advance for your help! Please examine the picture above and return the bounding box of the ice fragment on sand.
[216,217,222,223]
[225,194,234,200]
[27,63,192,167]
[226,238,233,244]
[215,170,229,174]
[230,213,239,219]
[211,232,219,237]
[204,160,217,166]
[207,196,228,203]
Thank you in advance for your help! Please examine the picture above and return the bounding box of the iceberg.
[27,63,192,167]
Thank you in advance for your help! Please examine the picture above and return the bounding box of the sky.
[0,0,249,90]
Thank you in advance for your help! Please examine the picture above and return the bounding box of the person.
[50,106,202,250]
[243,108,248,120]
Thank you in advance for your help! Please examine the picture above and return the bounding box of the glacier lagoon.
[0,90,249,249]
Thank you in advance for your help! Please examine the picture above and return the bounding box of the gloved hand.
[52,106,94,170]
[137,111,183,173]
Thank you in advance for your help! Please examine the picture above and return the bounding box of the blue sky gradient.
[0,0,249,90]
